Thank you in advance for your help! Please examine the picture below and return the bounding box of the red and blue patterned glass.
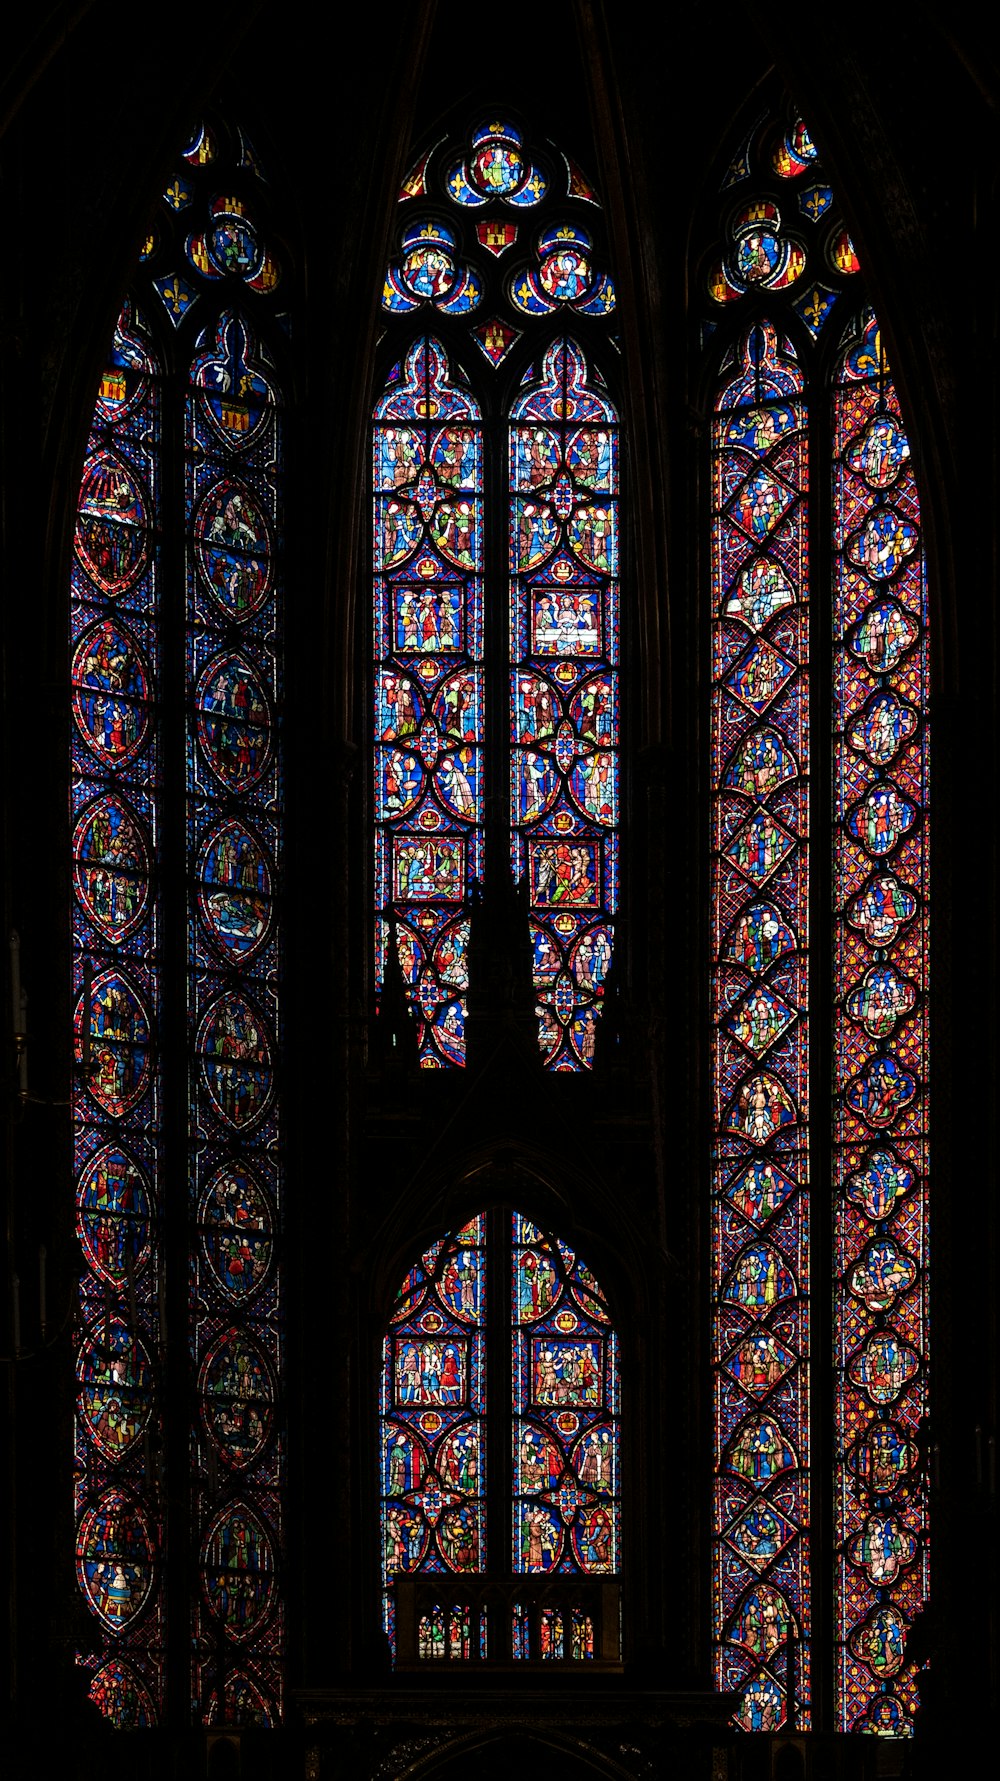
[379,124,619,1070]
[509,340,619,1069]
[187,307,284,1724]
[373,337,484,1067]
[72,302,165,1722]
[379,1211,620,1657]
[710,321,811,1732]
[512,1215,620,1579]
[380,1217,487,1651]
[833,311,929,1736]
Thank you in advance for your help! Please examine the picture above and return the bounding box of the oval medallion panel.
[194,478,273,622]
[74,451,149,596]
[195,652,272,790]
[76,970,152,1117]
[71,620,151,767]
[198,1164,274,1301]
[76,1144,152,1286]
[73,795,149,944]
[78,1316,154,1460]
[196,820,273,960]
[198,992,273,1129]
[201,1503,276,1638]
[199,1328,274,1469]
[77,1488,156,1634]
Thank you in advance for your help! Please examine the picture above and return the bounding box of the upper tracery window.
[373,119,621,1070]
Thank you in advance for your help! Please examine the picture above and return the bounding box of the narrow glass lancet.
[380,1216,487,1653]
[187,308,285,1724]
[373,337,484,1066]
[71,302,165,1723]
[512,1213,620,1579]
[710,320,811,1731]
[832,310,929,1736]
[509,340,619,1069]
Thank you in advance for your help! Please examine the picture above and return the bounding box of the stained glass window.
[373,340,484,1067]
[72,299,165,1721]
[704,106,930,1737]
[71,118,285,1729]
[379,1211,621,1662]
[512,1215,619,1575]
[510,343,619,1069]
[374,119,620,1070]
[187,305,285,1724]
[710,320,811,1733]
[833,313,928,1738]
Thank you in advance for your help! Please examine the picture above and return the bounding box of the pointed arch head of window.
[373,118,621,1072]
[379,1209,621,1667]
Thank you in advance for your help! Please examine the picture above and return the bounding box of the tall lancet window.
[704,109,930,1736]
[373,120,620,1070]
[71,119,287,1728]
[832,313,929,1739]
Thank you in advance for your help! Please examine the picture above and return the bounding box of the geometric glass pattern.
[373,339,484,1067]
[711,320,811,1733]
[380,1216,487,1653]
[833,310,929,1737]
[72,116,285,1728]
[705,103,930,1740]
[380,1212,620,1657]
[376,119,620,1069]
[509,341,619,1068]
[512,1215,620,1574]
